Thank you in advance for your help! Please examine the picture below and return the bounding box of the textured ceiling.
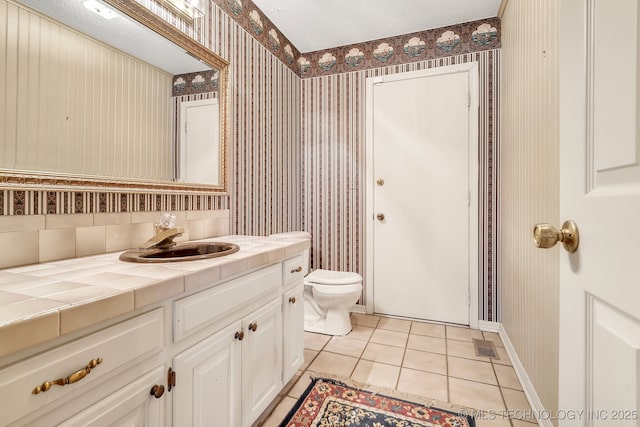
[252,0,502,53]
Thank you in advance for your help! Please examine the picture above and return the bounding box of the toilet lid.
[306,269,362,285]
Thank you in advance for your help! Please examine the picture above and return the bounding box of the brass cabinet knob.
[376,213,385,221]
[376,178,384,186]
[289,296,296,304]
[150,384,165,398]
[235,331,244,341]
[533,220,579,253]
[248,322,258,332]
[290,266,302,273]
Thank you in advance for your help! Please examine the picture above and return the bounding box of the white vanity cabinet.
[170,260,296,427]
[0,246,308,427]
[0,309,165,427]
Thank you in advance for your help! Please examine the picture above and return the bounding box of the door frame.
[364,62,479,329]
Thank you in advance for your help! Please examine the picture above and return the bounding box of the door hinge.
[168,367,176,392]
[468,191,471,206]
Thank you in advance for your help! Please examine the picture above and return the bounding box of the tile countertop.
[0,235,310,358]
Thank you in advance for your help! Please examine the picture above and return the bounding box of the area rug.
[279,377,476,427]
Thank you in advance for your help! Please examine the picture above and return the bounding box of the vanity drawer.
[0,308,164,426]
[174,263,281,342]
[283,255,305,289]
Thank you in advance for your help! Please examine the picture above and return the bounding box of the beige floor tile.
[396,368,448,402]
[449,377,505,412]
[261,396,297,427]
[369,328,409,348]
[361,342,405,366]
[287,371,313,399]
[446,325,484,342]
[474,417,513,427]
[502,388,532,413]
[492,346,513,366]
[406,334,446,354]
[402,349,447,375]
[482,331,505,348]
[307,351,359,377]
[350,313,380,328]
[324,336,367,358]
[304,332,331,351]
[351,360,400,389]
[448,356,497,385]
[301,349,318,370]
[494,364,522,390]
[511,419,539,426]
[447,339,494,362]
[410,321,446,338]
[345,325,375,342]
[377,317,411,332]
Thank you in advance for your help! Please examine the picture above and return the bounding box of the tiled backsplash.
[0,209,230,269]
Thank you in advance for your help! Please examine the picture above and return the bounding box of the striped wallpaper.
[302,50,500,320]
[0,0,501,321]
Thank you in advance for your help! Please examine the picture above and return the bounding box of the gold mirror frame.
[0,0,230,194]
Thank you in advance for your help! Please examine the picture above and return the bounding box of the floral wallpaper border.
[172,69,220,95]
[209,0,500,78]
[297,18,500,78]
[210,0,301,73]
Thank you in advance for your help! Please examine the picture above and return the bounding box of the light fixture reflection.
[83,0,119,20]
[161,0,206,20]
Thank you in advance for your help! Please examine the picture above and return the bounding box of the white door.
[282,284,305,383]
[179,98,220,185]
[366,64,479,326]
[558,0,640,424]
[173,321,242,427]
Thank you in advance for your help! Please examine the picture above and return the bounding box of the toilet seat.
[305,269,362,285]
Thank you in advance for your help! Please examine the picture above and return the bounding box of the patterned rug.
[279,377,476,427]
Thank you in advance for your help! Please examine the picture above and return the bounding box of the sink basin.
[119,242,240,263]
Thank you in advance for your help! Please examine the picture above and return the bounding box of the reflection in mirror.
[0,0,229,192]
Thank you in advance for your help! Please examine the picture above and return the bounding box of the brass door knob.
[248,322,258,332]
[290,266,302,273]
[377,213,385,221]
[235,331,245,341]
[376,178,384,186]
[150,384,165,398]
[533,220,579,253]
[289,296,296,304]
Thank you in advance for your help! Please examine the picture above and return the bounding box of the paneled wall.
[302,50,500,319]
[499,0,559,416]
[1,0,173,181]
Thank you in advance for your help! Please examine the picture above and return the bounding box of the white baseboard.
[478,320,501,333]
[495,322,550,427]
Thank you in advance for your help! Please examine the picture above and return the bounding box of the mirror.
[0,0,229,193]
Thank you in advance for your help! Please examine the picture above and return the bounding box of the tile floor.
[260,314,537,427]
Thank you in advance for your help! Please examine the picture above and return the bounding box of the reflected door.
[179,98,220,185]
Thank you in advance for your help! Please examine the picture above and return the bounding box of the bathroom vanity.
[0,235,308,427]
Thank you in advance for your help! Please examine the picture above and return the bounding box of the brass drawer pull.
[248,322,258,332]
[32,358,103,395]
[290,266,302,273]
[289,296,296,304]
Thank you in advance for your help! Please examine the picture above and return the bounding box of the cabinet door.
[282,284,305,383]
[242,298,283,427]
[58,366,165,427]
[173,321,242,427]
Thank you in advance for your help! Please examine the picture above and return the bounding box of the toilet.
[267,232,363,336]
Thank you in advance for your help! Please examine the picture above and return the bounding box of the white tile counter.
[0,235,309,357]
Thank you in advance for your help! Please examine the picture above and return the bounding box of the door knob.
[376,178,384,186]
[150,384,165,398]
[533,220,579,253]
[377,213,385,221]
